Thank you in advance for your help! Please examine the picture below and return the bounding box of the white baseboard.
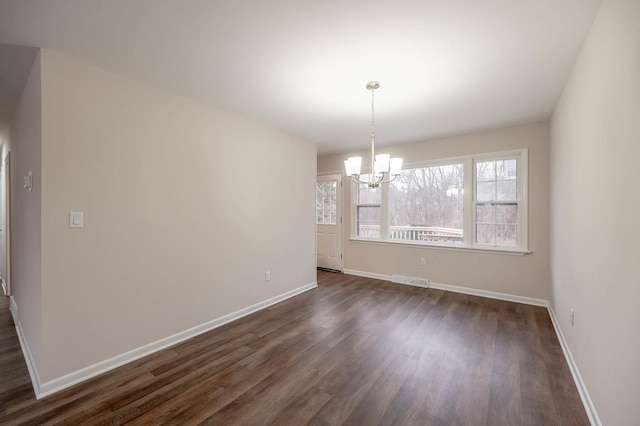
[343,269,547,307]
[343,269,391,282]
[19,281,317,399]
[547,305,601,426]
[343,268,597,424]
[428,281,548,307]
[11,296,44,398]
[9,293,18,321]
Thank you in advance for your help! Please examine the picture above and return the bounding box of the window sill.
[348,238,531,256]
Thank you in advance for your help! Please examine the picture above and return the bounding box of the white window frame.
[349,149,529,254]
[352,174,383,240]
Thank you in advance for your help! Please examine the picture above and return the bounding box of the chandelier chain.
[370,83,376,181]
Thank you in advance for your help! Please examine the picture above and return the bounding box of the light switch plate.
[69,211,84,228]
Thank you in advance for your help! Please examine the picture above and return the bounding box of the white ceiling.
[0,0,600,155]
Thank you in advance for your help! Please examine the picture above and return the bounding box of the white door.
[316,174,343,271]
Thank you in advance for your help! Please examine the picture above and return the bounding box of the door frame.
[316,172,344,272]
[2,152,10,296]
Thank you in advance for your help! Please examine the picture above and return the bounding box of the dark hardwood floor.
[0,271,589,425]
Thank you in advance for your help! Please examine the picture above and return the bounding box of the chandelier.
[344,81,402,188]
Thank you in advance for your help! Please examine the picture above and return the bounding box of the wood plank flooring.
[0,271,589,425]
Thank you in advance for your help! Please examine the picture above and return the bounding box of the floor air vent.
[391,275,429,288]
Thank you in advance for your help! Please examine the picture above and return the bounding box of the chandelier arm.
[348,174,368,185]
[349,171,397,187]
[350,175,371,185]
[376,174,398,184]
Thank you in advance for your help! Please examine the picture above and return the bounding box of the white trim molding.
[344,269,546,306]
[9,293,18,321]
[547,305,601,426]
[18,281,317,400]
[343,269,390,282]
[429,281,547,307]
[11,296,44,398]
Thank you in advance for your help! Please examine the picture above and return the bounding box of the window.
[475,159,518,247]
[389,163,464,244]
[316,180,337,225]
[354,175,381,237]
[350,149,528,252]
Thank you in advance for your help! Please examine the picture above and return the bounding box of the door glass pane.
[316,180,338,225]
[323,211,331,224]
[330,181,337,195]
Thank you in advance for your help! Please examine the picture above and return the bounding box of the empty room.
[0,0,638,425]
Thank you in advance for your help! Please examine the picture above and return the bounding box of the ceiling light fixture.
[344,81,402,188]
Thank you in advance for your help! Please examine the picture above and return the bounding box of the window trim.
[349,149,529,253]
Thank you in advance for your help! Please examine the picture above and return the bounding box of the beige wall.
[35,51,316,382]
[318,121,551,300]
[550,0,640,424]
[9,52,42,370]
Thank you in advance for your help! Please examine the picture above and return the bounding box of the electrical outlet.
[420,258,426,266]
[265,270,271,282]
[570,308,575,326]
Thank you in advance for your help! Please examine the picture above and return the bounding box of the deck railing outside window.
[358,225,463,243]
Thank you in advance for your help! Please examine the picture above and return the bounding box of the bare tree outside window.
[475,159,518,246]
[389,164,464,243]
